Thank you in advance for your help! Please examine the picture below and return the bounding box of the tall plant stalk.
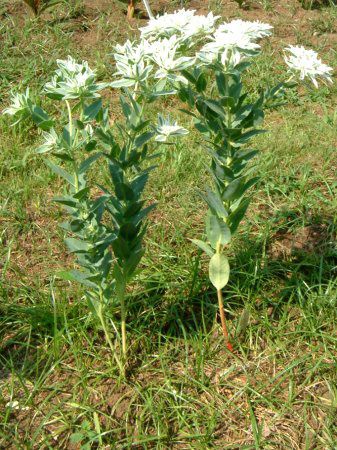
[4,57,158,374]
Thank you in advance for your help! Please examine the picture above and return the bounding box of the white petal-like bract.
[285,45,333,87]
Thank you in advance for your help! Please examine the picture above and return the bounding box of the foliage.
[110,10,332,349]
[1,3,337,447]
[23,0,62,16]
[3,56,187,372]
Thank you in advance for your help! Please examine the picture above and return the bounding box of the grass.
[1,0,337,448]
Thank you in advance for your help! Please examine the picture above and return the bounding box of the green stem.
[65,100,79,192]
[215,243,233,352]
[65,99,73,137]
[119,287,127,358]
[97,301,124,374]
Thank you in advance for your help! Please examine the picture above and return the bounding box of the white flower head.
[150,35,195,84]
[37,128,60,154]
[3,88,31,121]
[112,40,155,88]
[155,115,189,142]
[284,45,333,88]
[197,19,271,68]
[199,30,260,68]
[212,29,261,53]
[140,9,219,44]
[217,20,273,40]
[114,39,154,65]
[44,56,104,100]
[140,8,196,40]
[183,12,220,41]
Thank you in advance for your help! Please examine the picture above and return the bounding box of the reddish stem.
[217,289,233,352]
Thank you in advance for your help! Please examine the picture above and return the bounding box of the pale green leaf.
[209,253,230,290]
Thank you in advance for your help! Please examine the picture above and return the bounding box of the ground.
[0,0,336,448]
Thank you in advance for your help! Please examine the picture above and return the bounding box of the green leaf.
[120,223,138,241]
[228,198,250,234]
[124,249,144,278]
[57,270,98,289]
[53,195,78,207]
[200,189,228,219]
[236,308,250,337]
[83,99,102,122]
[115,183,135,201]
[209,253,230,290]
[74,119,85,130]
[196,73,207,92]
[112,237,131,259]
[231,129,266,147]
[45,159,75,186]
[134,131,154,149]
[206,213,231,249]
[190,239,214,257]
[31,105,53,131]
[65,238,90,253]
[222,177,245,202]
[204,100,226,119]
[79,153,101,174]
[73,187,90,200]
[180,70,196,84]
[111,79,135,88]
[52,152,74,162]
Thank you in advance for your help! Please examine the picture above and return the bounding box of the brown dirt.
[268,224,332,259]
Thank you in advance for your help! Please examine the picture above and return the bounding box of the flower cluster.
[3,88,32,124]
[198,19,272,68]
[111,9,333,90]
[139,8,219,43]
[155,115,189,142]
[112,35,195,89]
[44,56,105,100]
[285,45,333,88]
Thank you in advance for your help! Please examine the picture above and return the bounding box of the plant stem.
[217,287,233,352]
[65,100,79,192]
[127,0,135,19]
[120,288,127,358]
[65,100,73,137]
[97,302,124,374]
[142,0,154,18]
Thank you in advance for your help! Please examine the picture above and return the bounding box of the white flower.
[183,12,220,40]
[3,88,31,118]
[37,128,59,153]
[199,30,260,68]
[140,9,219,43]
[112,57,153,88]
[114,39,154,64]
[140,8,196,39]
[212,29,261,52]
[155,115,189,142]
[112,40,154,88]
[217,20,273,40]
[284,45,333,88]
[44,56,104,100]
[197,19,271,68]
[150,36,195,83]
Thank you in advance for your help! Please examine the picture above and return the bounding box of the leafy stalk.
[179,66,268,350]
[4,57,158,373]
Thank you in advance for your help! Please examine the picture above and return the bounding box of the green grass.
[1,0,337,448]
